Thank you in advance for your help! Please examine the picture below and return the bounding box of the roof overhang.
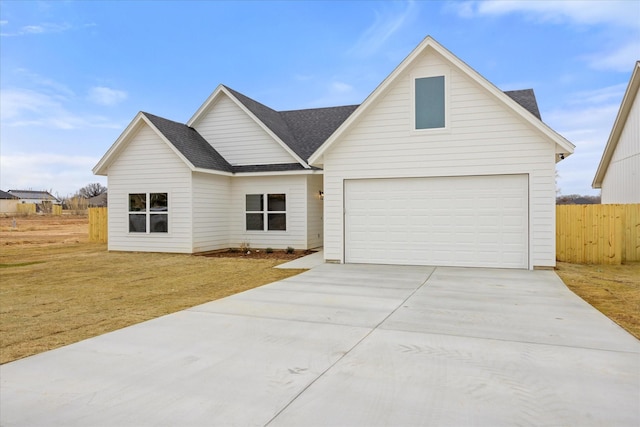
[308,36,575,166]
[592,61,640,189]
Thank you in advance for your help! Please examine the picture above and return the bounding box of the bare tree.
[78,183,107,199]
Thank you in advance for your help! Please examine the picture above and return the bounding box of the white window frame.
[411,71,450,133]
[128,192,169,234]
[245,193,287,232]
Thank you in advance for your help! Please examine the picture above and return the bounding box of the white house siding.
[192,172,231,252]
[229,175,309,249]
[106,123,193,253]
[322,48,557,268]
[193,95,296,166]
[601,89,640,204]
[306,174,324,249]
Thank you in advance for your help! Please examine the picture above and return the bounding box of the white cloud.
[456,0,640,28]
[1,22,72,37]
[0,88,123,130]
[0,153,105,197]
[88,86,128,106]
[584,41,640,72]
[348,0,416,57]
[0,20,8,26]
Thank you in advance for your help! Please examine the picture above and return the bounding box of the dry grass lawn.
[1,215,638,365]
[555,262,640,340]
[0,215,304,364]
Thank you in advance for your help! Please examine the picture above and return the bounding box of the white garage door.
[344,175,529,269]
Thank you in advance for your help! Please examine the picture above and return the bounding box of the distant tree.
[77,183,107,199]
[556,194,601,205]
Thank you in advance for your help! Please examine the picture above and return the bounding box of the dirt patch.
[198,248,316,261]
[556,262,640,339]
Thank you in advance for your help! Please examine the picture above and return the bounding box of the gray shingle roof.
[8,190,59,201]
[0,190,18,199]
[141,86,542,174]
[143,112,233,173]
[504,89,541,120]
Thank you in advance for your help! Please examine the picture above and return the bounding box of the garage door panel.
[344,175,529,269]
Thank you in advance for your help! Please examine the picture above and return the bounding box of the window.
[415,76,445,129]
[129,193,168,233]
[246,194,286,231]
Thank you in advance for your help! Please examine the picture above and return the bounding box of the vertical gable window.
[415,76,445,129]
[246,193,286,231]
[129,193,168,233]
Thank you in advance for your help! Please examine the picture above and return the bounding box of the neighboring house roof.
[0,190,18,199]
[309,36,575,165]
[8,190,59,202]
[88,192,108,207]
[592,61,640,189]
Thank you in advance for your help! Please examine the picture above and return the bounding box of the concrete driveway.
[1,264,639,426]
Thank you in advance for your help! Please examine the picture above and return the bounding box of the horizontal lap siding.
[306,175,324,249]
[107,124,193,253]
[323,49,556,267]
[602,91,640,203]
[194,96,295,165]
[229,175,308,249]
[192,172,231,252]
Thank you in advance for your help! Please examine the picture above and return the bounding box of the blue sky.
[1,0,638,197]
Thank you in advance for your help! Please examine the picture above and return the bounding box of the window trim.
[128,192,169,234]
[245,193,287,232]
[412,72,449,132]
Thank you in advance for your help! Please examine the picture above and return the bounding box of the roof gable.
[188,85,307,167]
[593,61,640,188]
[309,36,574,165]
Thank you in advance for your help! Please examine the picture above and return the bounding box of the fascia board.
[93,111,147,175]
[309,35,575,165]
[186,84,226,127]
[592,62,640,188]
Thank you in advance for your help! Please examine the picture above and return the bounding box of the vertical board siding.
[192,172,231,252]
[306,174,324,249]
[194,96,296,166]
[107,124,193,253]
[323,49,557,267]
[556,204,640,264]
[229,175,309,249]
[601,90,640,203]
[89,207,108,243]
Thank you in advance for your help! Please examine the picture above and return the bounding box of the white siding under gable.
[193,95,297,166]
[601,87,640,204]
[192,172,231,252]
[228,175,309,249]
[107,123,193,253]
[323,48,557,268]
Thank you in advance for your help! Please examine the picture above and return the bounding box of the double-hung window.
[246,194,286,231]
[415,75,445,129]
[129,193,168,233]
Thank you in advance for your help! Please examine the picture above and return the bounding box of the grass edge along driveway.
[0,243,304,364]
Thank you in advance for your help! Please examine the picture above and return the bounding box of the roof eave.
[592,61,640,188]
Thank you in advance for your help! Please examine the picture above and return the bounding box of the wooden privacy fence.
[89,207,108,243]
[556,204,640,264]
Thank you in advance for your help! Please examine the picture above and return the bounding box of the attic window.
[415,76,445,129]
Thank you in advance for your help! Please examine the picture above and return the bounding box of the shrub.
[286,246,294,254]
[266,247,273,254]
